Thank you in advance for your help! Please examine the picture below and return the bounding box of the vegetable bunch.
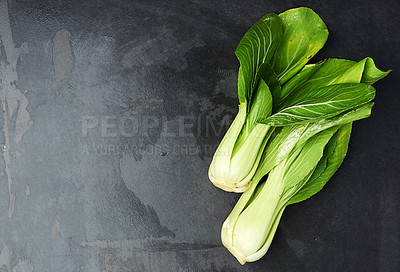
[208,7,390,264]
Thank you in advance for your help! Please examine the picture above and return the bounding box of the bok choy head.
[221,126,348,264]
[208,7,329,192]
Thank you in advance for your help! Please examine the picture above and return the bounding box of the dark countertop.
[0,0,399,271]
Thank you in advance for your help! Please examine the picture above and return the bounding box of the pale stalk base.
[225,246,247,265]
[212,180,251,193]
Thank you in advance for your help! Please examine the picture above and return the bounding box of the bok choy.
[207,6,391,264]
[208,7,329,192]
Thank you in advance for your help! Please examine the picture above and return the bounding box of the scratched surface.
[0,0,399,271]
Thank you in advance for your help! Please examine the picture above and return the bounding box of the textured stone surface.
[0,0,399,271]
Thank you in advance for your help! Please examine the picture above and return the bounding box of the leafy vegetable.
[208,7,329,192]
[222,128,339,264]
[208,6,391,265]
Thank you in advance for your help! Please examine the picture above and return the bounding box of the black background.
[1,0,399,271]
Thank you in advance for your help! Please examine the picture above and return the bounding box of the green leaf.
[262,83,375,126]
[233,77,273,154]
[279,58,355,106]
[361,57,392,84]
[279,61,325,103]
[256,124,309,175]
[333,57,391,85]
[246,79,273,130]
[257,62,281,111]
[271,7,329,84]
[258,103,373,176]
[279,57,390,110]
[280,126,339,201]
[293,103,373,148]
[236,13,283,104]
[287,122,352,205]
[233,63,277,154]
